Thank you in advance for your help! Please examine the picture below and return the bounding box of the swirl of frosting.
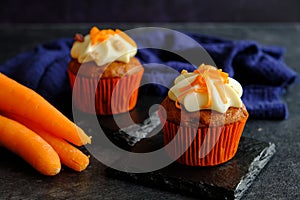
[71,27,137,66]
[168,64,243,113]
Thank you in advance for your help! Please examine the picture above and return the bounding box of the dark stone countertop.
[0,23,299,200]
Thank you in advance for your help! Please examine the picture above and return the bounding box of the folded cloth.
[134,31,299,119]
[0,32,298,120]
[0,38,74,118]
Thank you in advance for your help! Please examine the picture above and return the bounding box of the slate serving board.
[106,135,276,200]
[75,94,276,200]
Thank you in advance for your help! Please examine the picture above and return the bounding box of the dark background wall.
[1,0,300,23]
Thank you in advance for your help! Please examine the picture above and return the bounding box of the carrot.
[201,72,212,108]
[2,111,90,172]
[0,73,91,146]
[175,99,181,109]
[176,67,231,109]
[0,115,61,176]
[3,111,90,172]
[89,26,137,48]
[32,127,90,172]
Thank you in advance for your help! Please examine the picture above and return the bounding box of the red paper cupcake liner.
[159,113,248,166]
[68,69,144,115]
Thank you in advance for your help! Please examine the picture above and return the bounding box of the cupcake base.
[159,108,248,166]
[68,68,144,115]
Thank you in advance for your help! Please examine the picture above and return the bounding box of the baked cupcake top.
[70,26,137,66]
[168,64,243,114]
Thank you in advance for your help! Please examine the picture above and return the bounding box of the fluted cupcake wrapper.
[68,69,144,115]
[160,118,248,166]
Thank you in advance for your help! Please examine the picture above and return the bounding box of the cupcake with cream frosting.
[158,64,249,166]
[68,27,144,115]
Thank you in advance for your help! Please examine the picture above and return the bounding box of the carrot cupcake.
[68,26,144,115]
[158,64,249,166]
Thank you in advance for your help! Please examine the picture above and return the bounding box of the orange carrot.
[0,115,61,176]
[0,73,91,146]
[175,99,181,109]
[33,127,90,172]
[3,111,90,172]
[176,66,230,110]
[89,26,137,47]
[201,73,212,108]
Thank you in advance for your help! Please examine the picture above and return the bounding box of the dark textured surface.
[107,136,276,200]
[0,23,299,199]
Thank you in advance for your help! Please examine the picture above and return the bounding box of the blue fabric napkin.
[0,32,298,120]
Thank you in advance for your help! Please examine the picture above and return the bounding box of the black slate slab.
[106,136,276,200]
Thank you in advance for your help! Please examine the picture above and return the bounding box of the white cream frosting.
[71,34,137,66]
[168,66,243,113]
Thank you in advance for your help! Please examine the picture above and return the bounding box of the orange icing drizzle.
[175,66,229,109]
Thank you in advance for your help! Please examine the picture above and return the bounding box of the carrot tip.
[48,167,61,176]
